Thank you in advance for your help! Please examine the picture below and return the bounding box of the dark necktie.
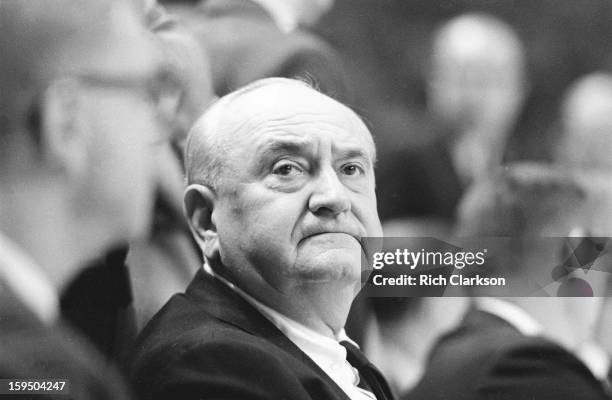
[340,340,395,400]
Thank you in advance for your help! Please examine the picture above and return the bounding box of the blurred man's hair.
[557,72,612,171]
[456,162,588,282]
[0,0,141,142]
[458,162,585,238]
[431,12,524,71]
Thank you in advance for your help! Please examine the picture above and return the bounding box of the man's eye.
[272,161,303,176]
[340,163,364,176]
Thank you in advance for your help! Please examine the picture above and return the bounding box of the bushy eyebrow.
[253,136,374,168]
[255,137,313,159]
[334,147,374,168]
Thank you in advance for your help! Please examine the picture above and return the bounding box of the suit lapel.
[185,269,353,400]
[0,280,48,332]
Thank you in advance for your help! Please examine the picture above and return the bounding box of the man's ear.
[40,78,89,178]
[184,184,218,259]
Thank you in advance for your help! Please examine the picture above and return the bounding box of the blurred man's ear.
[40,78,88,178]
[184,184,218,259]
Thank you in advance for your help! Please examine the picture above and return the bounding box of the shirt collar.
[575,341,611,382]
[203,262,355,344]
[476,298,611,381]
[0,231,59,324]
[475,297,543,336]
[203,263,375,400]
[250,0,299,33]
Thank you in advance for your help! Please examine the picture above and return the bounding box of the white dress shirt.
[0,231,58,324]
[475,297,610,382]
[204,263,376,400]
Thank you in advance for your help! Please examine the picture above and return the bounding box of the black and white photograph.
[1,0,612,399]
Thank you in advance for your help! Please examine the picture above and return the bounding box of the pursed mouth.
[301,231,358,241]
[299,232,367,254]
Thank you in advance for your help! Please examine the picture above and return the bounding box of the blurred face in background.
[76,2,165,242]
[428,14,526,131]
[427,14,527,183]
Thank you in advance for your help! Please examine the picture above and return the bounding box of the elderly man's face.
[213,85,381,292]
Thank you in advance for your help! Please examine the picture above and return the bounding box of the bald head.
[428,13,527,128]
[432,13,524,71]
[0,0,166,287]
[558,72,612,171]
[185,78,373,190]
[458,163,586,238]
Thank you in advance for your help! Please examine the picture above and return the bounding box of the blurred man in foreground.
[0,0,164,397]
[353,219,467,396]
[130,78,392,400]
[60,0,216,358]
[407,163,612,400]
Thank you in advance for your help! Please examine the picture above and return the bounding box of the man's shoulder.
[131,291,280,359]
[407,315,607,400]
[129,290,345,400]
[0,309,131,400]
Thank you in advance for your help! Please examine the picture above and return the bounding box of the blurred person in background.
[168,0,350,101]
[0,0,164,397]
[407,163,612,400]
[349,219,468,397]
[598,283,612,383]
[128,0,216,332]
[363,296,467,398]
[376,12,528,221]
[427,13,529,186]
[555,71,612,386]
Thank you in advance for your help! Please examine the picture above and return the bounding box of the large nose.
[308,167,351,216]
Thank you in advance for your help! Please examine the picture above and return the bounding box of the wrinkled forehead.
[220,82,376,158]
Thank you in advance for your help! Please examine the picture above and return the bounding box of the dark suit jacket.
[375,132,462,221]
[0,282,132,400]
[60,246,136,363]
[129,269,354,400]
[405,308,610,400]
[171,0,350,102]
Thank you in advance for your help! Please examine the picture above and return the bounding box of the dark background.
[313,0,612,161]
